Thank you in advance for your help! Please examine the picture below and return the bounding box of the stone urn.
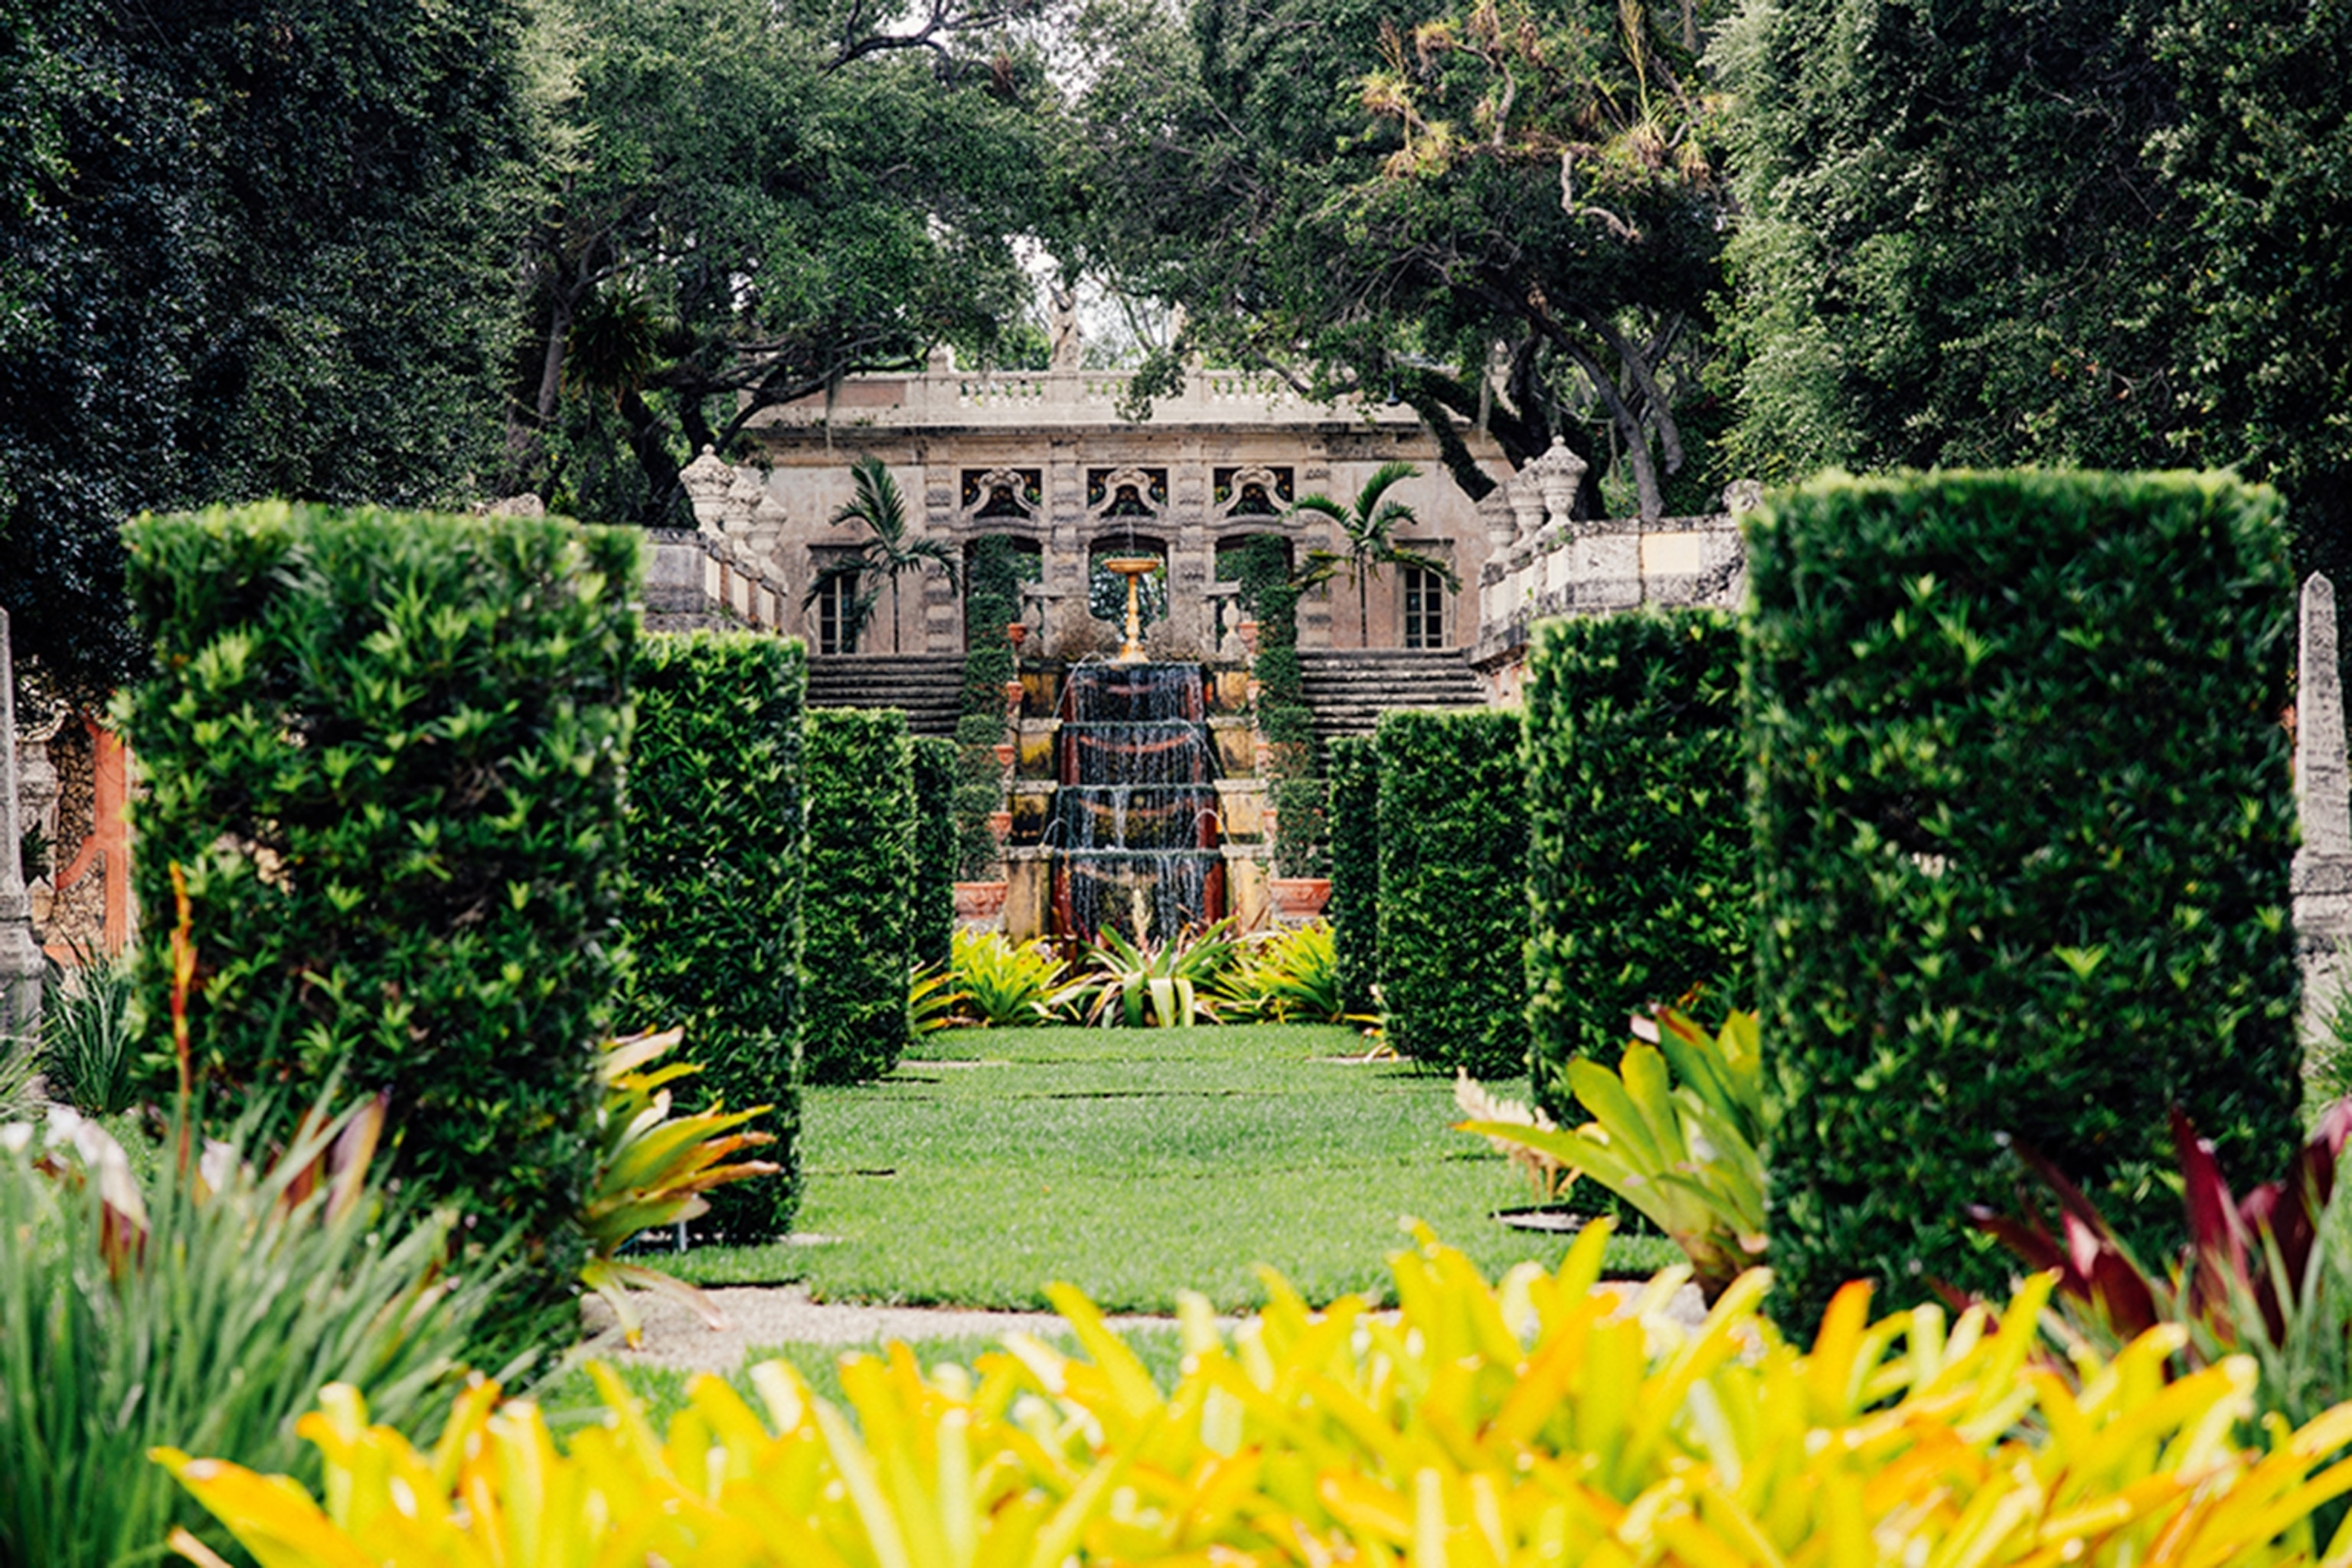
[1236,619,1259,657]
[1268,877,1332,921]
[987,808,1014,841]
[1006,622,1027,650]
[953,880,1008,923]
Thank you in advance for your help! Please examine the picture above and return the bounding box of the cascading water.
[1050,662,1223,942]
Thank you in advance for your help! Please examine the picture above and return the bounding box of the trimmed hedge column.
[1746,471,2301,1328]
[801,707,916,1084]
[909,734,959,969]
[622,632,805,1241]
[122,501,636,1289]
[1375,708,1529,1077]
[1325,736,1380,1015]
[1524,609,1749,1118]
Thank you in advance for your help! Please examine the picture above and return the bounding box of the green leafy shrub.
[121,501,635,1292]
[908,735,959,970]
[581,1028,780,1346]
[1464,1009,1768,1302]
[952,534,1028,879]
[1523,609,1749,1115]
[1376,707,1529,1076]
[1746,470,2302,1330]
[801,708,916,1084]
[1250,574,1325,877]
[41,946,140,1116]
[941,929,1086,1027]
[1074,919,1240,1028]
[1212,920,1349,1024]
[0,1097,501,1568]
[1325,736,1380,1014]
[620,632,803,1240]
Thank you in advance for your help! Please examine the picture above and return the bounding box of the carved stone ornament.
[679,446,739,532]
[1526,436,1589,530]
[1723,479,1766,516]
[1504,471,1547,543]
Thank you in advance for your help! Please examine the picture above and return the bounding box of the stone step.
[805,655,966,737]
[1291,648,1486,738]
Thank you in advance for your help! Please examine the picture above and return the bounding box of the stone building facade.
[678,352,1518,658]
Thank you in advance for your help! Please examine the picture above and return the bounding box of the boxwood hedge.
[121,501,635,1292]
[621,632,805,1240]
[1375,708,1529,1078]
[1746,470,2301,1329]
[1524,609,1749,1117]
[801,707,916,1084]
[1325,735,1380,1015]
[910,734,959,969]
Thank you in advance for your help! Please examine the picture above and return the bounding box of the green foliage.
[0,1098,501,1568]
[580,1027,781,1346]
[1374,708,1530,1077]
[1249,571,1325,874]
[1211,921,1349,1024]
[517,0,1056,518]
[0,0,532,701]
[1716,0,2191,485]
[1464,1010,1767,1302]
[800,708,917,1084]
[1072,0,1730,511]
[39,949,139,1117]
[951,534,1029,880]
[619,632,805,1240]
[1522,609,1749,1116]
[940,929,1087,1027]
[1075,920,1242,1028]
[1746,470,2303,1331]
[1325,736,1381,1014]
[909,736,960,971]
[1230,534,1292,620]
[120,501,636,1295]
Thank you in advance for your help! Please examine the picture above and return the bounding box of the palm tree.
[804,455,959,652]
[1289,461,1460,647]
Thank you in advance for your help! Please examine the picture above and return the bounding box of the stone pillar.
[0,610,43,1042]
[1166,456,1214,655]
[2295,573,2352,1044]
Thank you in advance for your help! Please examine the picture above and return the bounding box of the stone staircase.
[1295,648,1488,741]
[805,654,965,737]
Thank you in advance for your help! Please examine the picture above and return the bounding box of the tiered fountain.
[1047,557,1224,942]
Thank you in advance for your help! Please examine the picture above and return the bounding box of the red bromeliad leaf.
[2173,1108,2252,1327]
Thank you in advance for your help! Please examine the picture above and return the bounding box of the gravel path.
[581,1279,1708,1375]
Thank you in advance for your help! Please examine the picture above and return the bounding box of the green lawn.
[671,1023,1677,1313]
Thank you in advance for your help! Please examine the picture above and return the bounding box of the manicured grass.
[672,1024,1678,1312]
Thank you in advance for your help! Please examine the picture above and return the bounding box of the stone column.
[0,610,43,1043]
[2294,573,2352,1044]
[1165,456,1214,655]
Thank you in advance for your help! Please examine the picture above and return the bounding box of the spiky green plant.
[1074,920,1240,1029]
[1211,921,1352,1024]
[942,929,1088,1027]
[40,946,140,1116]
[0,1096,501,1568]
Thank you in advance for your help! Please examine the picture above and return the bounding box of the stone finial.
[1504,470,1547,543]
[1476,486,1517,548]
[2299,573,2352,862]
[678,446,737,534]
[1723,479,1766,516]
[926,342,956,374]
[1526,436,1588,530]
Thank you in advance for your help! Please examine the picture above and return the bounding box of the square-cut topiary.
[1376,707,1529,1077]
[1746,469,2301,1331]
[801,707,917,1084]
[910,735,960,971]
[1325,735,1380,1015]
[1524,608,1749,1116]
[121,501,636,1292]
[620,632,805,1241]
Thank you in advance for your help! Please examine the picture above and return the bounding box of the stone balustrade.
[1472,508,1746,668]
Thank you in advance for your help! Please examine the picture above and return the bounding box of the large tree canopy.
[0,0,534,704]
[514,0,1060,525]
[1067,0,1736,516]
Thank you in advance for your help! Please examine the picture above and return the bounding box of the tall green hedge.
[1524,609,1749,1117]
[621,632,805,1241]
[1326,736,1380,1014]
[802,707,916,1084]
[121,501,636,1292]
[1746,470,2301,1329]
[955,534,1024,878]
[910,734,959,969]
[1375,708,1530,1078]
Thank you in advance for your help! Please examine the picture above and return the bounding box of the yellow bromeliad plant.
[156,1225,2352,1567]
